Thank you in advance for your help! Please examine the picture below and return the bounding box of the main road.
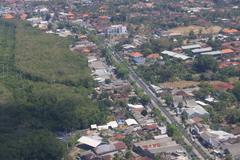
[110,50,212,160]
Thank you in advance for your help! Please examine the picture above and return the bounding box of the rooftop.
[130,52,143,58]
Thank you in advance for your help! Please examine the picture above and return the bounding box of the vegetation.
[138,60,192,83]
[167,124,184,144]
[0,19,105,159]
[193,55,217,73]
[14,21,92,85]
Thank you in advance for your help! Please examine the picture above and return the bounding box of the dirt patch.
[159,81,199,89]
[167,25,222,36]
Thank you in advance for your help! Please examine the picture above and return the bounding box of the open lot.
[167,25,222,36]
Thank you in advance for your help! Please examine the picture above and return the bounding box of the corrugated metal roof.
[200,51,222,55]
[78,136,102,148]
[182,44,201,50]
[192,47,212,53]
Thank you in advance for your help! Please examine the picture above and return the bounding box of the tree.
[189,30,196,39]
[193,55,217,73]
[163,93,173,106]
[125,150,132,159]
[0,130,65,160]
[232,82,240,101]
[115,64,129,79]
[128,96,138,104]
[140,94,150,106]
[141,110,148,116]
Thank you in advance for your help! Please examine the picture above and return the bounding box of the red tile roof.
[223,29,239,34]
[114,134,125,140]
[212,82,234,91]
[219,62,240,69]
[146,53,160,59]
[143,124,158,130]
[129,52,143,57]
[221,49,235,54]
[113,141,127,150]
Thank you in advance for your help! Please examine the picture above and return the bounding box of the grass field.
[14,22,90,84]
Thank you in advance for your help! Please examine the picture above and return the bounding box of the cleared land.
[160,81,199,89]
[167,25,222,35]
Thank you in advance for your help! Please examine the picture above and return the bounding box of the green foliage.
[193,55,217,73]
[14,21,91,85]
[167,124,184,144]
[115,64,129,79]
[152,108,166,123]
[163,93,173,106]
[0,19,105,159]
[138,60,191,83]
[122,135,133,149]
[233,82,240,101]
[139,94,150,106]
[0,130,65,160]
[141,109,148,116]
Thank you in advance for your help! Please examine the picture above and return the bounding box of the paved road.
[111,51,211,160]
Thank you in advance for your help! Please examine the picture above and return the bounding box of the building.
[192,47,212,54]
[107,25,127,35]
[133,138,184,159]
[78,136,103,148]
[161,50,191,60]
[183,105,209,119]
[93,141,127,156]
[129,52,145,64]
[199,130,235,148]
[181,44,201,50]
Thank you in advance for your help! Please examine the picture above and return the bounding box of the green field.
[14,22,91,84]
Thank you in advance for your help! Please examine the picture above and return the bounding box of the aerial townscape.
[0,0,240,160]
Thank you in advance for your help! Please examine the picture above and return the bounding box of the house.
[222,29,239,35]
[107,25,127,35]
[129,52,145,64]
[125,118,138,126]
[101,80,131,101]
[128,104,144,110]
[212,82,234,91]
[2,13,14,20]
[146,53,161,60]
[221,49,235,55]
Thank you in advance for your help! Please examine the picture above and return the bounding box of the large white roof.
[107,121,118,128]
[161,50,190,60]
[128,104,144,109]
[77,136,102,148]
[125,118,138,126]
[97,125,109,131]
